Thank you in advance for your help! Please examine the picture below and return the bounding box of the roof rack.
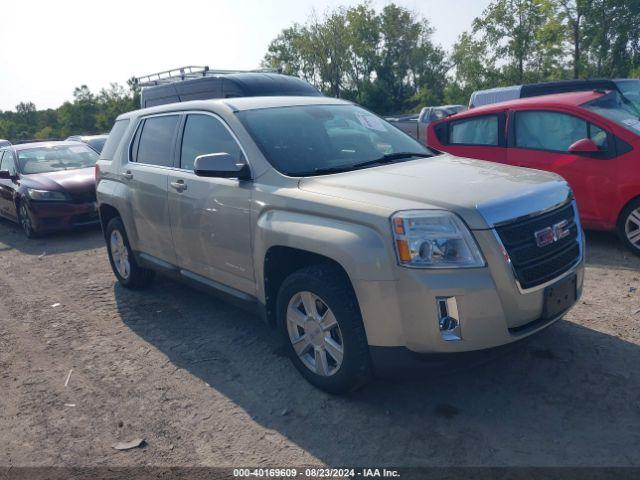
[135,65,279,87]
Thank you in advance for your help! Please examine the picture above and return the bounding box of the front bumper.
[353,229,585,355]
[28,200,100,232]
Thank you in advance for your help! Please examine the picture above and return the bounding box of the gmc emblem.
[534,220,571,248]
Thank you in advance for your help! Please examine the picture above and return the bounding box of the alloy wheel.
[110,230,130,279]
[19,203,34,237]
[286,291,344,377]
[625,207,640,249]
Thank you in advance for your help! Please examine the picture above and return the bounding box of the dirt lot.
[0,219,639,468]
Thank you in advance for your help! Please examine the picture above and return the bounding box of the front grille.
[69,190,96,204]
[495,202,581,290]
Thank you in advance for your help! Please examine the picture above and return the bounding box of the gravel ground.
[0,220,639,468]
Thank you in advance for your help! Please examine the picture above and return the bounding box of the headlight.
[391,210,485,268]
[27,188,69,202]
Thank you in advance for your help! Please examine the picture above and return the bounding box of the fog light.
[436,297,462,341]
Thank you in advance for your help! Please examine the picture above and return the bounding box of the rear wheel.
[618,198,640,256]
[17,201,38,238]
[106,217,155,289]
[277,263,372,394]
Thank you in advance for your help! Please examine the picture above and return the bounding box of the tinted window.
[135,115,179,167]
[180,114,242,171]
[450,115,498,145]
[101,119,130,160]
[237,104,430,176]
[87,137,107,153]
[515,111,606,152]
[1,151,16,174]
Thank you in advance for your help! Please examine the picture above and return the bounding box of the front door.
[126,114,180,264]
[168,113,254,295]
[0,151,18,221]
[507,109,615,228]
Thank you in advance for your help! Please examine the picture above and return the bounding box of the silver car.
[96,96,584,393]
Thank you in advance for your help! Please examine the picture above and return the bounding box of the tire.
[17,200,39,238]
[105,217,155,289]
[276,263,372,394]
[617,198,640,256]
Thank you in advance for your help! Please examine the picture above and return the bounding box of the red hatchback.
[427,90,640,254]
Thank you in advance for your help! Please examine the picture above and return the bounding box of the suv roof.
[469,78,627,108]
[137,66,322,108]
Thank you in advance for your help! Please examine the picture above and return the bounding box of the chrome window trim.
[492,199,584,294]
[126,110,252,178]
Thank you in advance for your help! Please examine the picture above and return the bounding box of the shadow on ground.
[0,218,103,255]
[111,231,640,466]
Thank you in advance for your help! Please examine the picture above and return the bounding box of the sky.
[0,0,489,111]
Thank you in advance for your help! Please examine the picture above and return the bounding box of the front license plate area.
[543,274,577,320]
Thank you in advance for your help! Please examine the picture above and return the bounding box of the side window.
[101,119,130,160]
[515,111,589,152]
[450,115,499,146]
[3,153,16,175]
[135,115,180,167]
[589,123,608,150]
[179,114,242,171]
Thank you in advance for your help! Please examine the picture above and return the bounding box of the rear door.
[0,151,18,220]
[168,112,254,295]
[126,114,180,264]
[432,112,508,163]
[506,109,617,227]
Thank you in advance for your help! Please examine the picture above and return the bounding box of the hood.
[298,154,571,229]
[21,167,96,196]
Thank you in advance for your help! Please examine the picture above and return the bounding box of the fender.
[96,178,140,249]
[253,209,396,302]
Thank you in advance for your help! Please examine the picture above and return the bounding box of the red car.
[427,90,640,255]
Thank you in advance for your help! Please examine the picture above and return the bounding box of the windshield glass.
[237,104,432,176]
[17,144,99,174]
[616,80,640,109]
[582,91,640,136]
[86,137,107,153]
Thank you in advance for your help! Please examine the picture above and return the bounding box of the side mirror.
[193,153,250,180]
[0,170,13,180]
[568,138,600,154]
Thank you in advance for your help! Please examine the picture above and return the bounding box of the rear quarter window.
[450,115,499,146]
[100,119,131,160]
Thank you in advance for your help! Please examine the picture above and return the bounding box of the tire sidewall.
[17,200,37,238]
[276,268,370,393]
[618,199,640,256]
[105,218,135,286]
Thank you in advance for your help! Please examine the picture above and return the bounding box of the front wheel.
[618,198,640,256]
[18,201,38,238]
[277,263,372,394]
[105,217,155,289]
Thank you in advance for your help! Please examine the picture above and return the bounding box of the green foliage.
[0,82,137,141]
[263,3,448,114]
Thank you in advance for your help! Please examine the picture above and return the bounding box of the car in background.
[0,141,100,237]
[427,90,640,255]
[0,140,11,148]
[386,105,465,144]
[469,78,640,109]
[66,134,109,153]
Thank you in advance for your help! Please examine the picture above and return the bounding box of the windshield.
[17,144,99,174]
[86,137,107,153]
[582,91,640,136]
[237,104,432,176]
[616,80,640,109]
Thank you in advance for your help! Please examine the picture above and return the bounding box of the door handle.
[170,180,187,192]
[122,170,133,180]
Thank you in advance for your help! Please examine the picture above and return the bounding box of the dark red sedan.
[0,141,100,237]
[427,90,640,255]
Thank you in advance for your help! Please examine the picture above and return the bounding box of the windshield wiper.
[304,152,432,176]
[350,151,432,170]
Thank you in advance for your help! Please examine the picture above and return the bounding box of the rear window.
[100,120,130,160]
[133,115,180,167]
[450,115,499,145]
